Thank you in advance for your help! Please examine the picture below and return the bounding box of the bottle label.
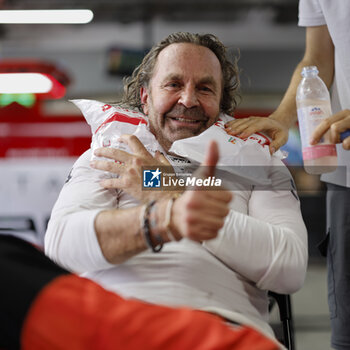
[297,103,331,148]
[302,144,337,160]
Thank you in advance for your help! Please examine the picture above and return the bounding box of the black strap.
[143,201,163,253]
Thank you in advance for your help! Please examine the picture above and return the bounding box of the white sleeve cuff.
[45,209,114,274]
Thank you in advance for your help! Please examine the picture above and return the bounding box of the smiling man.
[140,42,222,150]
[45,32,307,347]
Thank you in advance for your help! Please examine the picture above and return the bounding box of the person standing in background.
[226,1,350,349]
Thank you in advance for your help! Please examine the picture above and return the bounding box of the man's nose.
[178,87,199,108]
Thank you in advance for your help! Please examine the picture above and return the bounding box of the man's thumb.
[201,140,219,178]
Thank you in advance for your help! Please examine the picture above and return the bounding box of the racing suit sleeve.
[203,160,308,295]
[45,150,117,273]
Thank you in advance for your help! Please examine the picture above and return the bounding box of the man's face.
[140,43,223,151]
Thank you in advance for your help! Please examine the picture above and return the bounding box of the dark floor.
[289,260,331,350]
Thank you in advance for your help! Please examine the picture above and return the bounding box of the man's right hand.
[170,141,232,242]
[224,116,289,154]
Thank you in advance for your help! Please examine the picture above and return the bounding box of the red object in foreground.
[22,274,279,350]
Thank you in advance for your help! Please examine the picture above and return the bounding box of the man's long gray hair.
[119,32,240,115]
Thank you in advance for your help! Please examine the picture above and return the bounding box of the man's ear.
[140,87,149,115]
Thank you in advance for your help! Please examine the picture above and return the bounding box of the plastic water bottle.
[296,66,337,174]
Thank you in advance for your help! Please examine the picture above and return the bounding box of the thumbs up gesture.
[170,141,233,242]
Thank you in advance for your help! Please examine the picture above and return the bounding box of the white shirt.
[45,129,308,340]
[299,0,350,187]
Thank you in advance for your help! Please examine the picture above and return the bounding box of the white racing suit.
[45,100,308,341]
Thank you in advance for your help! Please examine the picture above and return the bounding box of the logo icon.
[143,168,162,188]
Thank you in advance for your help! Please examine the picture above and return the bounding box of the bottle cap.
[301,66,318,77]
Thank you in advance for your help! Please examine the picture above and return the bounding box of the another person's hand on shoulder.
[170,141,232,242]
[224,114,289,154]
[310,109,350,150]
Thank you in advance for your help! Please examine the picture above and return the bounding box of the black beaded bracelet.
[143,200,163,253]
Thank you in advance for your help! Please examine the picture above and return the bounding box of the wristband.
[142,200,163,253]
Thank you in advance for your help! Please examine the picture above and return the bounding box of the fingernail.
[90,161,96,168]
[270,146,276,154]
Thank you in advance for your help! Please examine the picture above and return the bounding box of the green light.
[0,93,14,106]
[0,93,36,107]
[17,93,36,107]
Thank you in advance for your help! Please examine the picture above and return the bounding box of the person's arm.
[45,150,166,271]
[203,159,308,294]
[272,25,334,126]
[225,25,335,152]
[94,187,232,265]
[45,142,232,272]
[94,140,232,265]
